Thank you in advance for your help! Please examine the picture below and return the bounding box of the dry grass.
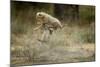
[11,23,95,66]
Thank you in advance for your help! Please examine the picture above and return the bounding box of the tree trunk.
[54,4,65,20]
[54,4,79,23]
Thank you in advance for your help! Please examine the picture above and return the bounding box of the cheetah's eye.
[38,14,42,16]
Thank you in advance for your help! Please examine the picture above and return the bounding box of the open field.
[11,24,95,66]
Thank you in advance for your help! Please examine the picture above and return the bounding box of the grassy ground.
[11,23,95,66]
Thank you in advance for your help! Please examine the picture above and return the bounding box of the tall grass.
[11,23,95,66]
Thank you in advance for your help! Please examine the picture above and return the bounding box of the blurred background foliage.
[11,1,95,34]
